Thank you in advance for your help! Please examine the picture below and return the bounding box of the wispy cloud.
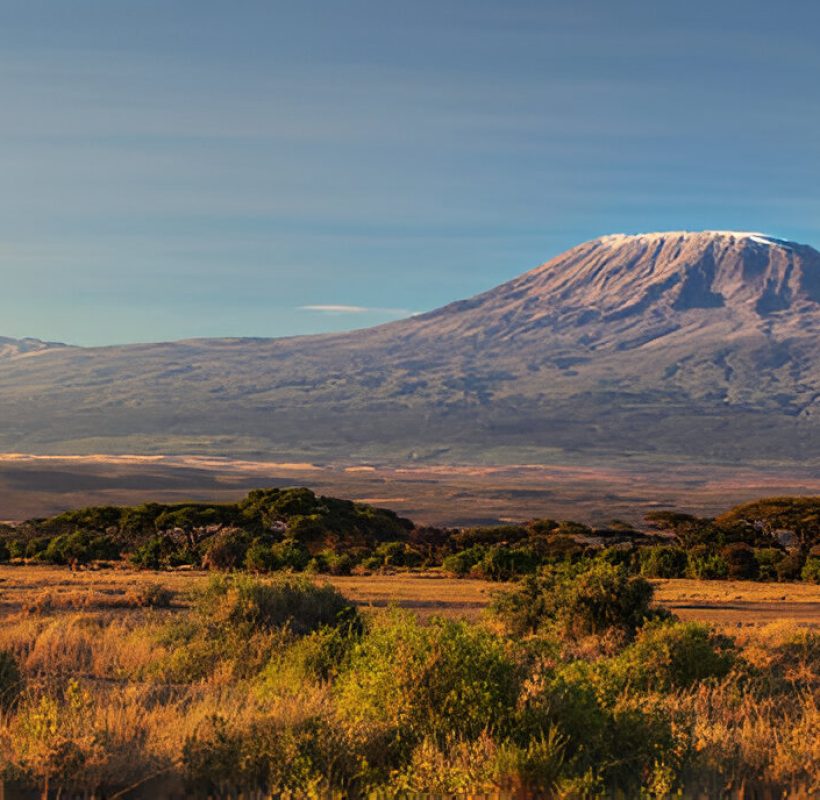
[299,304,415,316]
[299,304,369,313]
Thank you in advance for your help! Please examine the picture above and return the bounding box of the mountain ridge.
[1,231,817,463]
[0,336,69,360]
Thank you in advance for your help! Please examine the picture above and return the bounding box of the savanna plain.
[0,568,816,798]
[0,486,817,799]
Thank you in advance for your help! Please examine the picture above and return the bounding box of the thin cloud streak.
[299,304,416,316]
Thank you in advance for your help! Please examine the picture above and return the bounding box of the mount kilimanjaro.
[1,231,818,464]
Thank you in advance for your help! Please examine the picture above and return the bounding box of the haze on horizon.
[2,1,819,346]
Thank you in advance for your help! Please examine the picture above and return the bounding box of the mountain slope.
[0,231,817,463]
[0,337,68,360]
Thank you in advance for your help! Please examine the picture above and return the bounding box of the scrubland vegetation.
[1,490,818,585]
[0,566,815,797]
[0,490,817,796]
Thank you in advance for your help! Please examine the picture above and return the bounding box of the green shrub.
[259,626,356,696]
[597,546,636,570]
[182,714,339,796]
[305,550,354,576]
[801,556,820,583]
[130,535,196,569]
[754,548,785,581]
[244,539,277,572]
[476,546,537,581]
[393,730,566,797]
[39,530,120,565]
[337,612,520,745]
[686,546,728,579]
[361,555,383,572]
[155,577,359,683]
[329,553,354,575]
[197,575,360,637]
[606,621,736,692]
[25,538,48,559]
[639,546,687,578]
[521,662,678,793]
[0,539,10,563]
[450,525,529,550]
[269,540,310,571]
[7,539,25,559]
[442,547,485,576]
[129,537,164,569]
[492,563,658,639]
[371,541,422,568]
[374,541,405,567]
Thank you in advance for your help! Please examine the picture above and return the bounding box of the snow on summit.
[597,231,790,247]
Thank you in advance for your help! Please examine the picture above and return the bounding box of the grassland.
[1,565,818,627]
[0,565,815,797]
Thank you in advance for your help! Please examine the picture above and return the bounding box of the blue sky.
[2,1,819,345]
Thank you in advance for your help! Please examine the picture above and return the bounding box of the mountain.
[0,231,818,463]
[0,336,67,360]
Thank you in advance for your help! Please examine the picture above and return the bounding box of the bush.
[639,546,687,578]
[25,538,50,560]
[327,553,354,576]
[270,540,311,571]
[124,583,174,608]
[394,730,566,797]
[606,621,736,692]
[535,535,586,565]
[360,555,383,572]
[450,525,529,550]
[372,541,422,569]
[259,626,357,695]
[130,535,197,569]
[597,546,636,570]
[0,539,10,563]
[182,714,339,796]
[491,563,658,639]
[245,539,277,572]
[476,546,537,581]
[197,575,360,636]
[8,539,25,559]
[686,546,728,580]
[202,528,251,570]
[337,612,520,744]
[754,548,785,581]
[801,556,820,583]
[129,537,165,569]
[522,662,678,794]
[39,531,120,565]
[306,550,354,576]
[442,547,485,576]
[715,496,820,550]
[775,552,805,582]
[721,543,760,580]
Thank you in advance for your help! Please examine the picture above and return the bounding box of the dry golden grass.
[0,566,814,796]
[652,578,820,629]
[0,565,817,627]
